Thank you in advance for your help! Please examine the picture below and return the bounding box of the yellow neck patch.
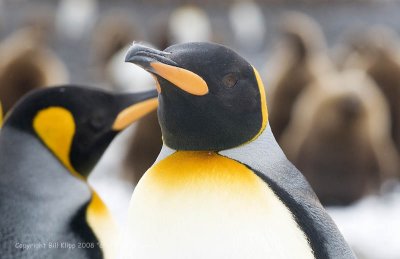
[251,67,268,141]
[87,190,119,259]
[141,151,262,192]
[33,106,117,259]
[33,107,78,176]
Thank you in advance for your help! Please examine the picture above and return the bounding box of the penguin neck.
[0,126,91,198]
[219,124,287,172]
[156,124,287,172]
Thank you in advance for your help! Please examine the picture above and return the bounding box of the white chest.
[120,152,315,259]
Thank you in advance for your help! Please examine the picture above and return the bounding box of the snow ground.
[328,181,400,259]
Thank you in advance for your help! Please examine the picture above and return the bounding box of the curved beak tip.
[124,45,139,63]
[124,44,209,96]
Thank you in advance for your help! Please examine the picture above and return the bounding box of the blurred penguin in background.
[168,5,213,44]
[339,27,400,156]
[122,110,162,184]
[280,70,399,205]
[55,0,98,40]
[147,11,170,51]
[20,4,56,40]
[0,0,4,32]
[228,0,266,51]
[0,101,3,127]
[91,9,142,83]
[268,12,333,141]
[105,45,156,93]
[148,5,221,51]
[0,27,69,115]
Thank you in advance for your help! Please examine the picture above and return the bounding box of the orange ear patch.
[112,97,158,130]
[151,62,209,96]
[33,107,78,175]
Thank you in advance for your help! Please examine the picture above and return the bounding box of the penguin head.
[3,85,158,177]
[125,42,267,151]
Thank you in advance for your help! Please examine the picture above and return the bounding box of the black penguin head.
[3,85,158,177]
[125,42,268,151]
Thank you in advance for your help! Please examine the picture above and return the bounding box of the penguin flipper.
[251,162,356,259]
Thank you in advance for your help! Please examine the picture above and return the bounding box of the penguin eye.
[90,114,106,130]
[222,73,239,88]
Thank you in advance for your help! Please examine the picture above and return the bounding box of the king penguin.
[0,85,157,259]
[121,42,355,259]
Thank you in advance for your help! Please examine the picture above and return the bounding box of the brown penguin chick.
[0,27,69,114]
[122,111,162,184]
[341,27,400,155]
[268,12,334,141]
[280,70,399,206]
[20,4,56,40]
